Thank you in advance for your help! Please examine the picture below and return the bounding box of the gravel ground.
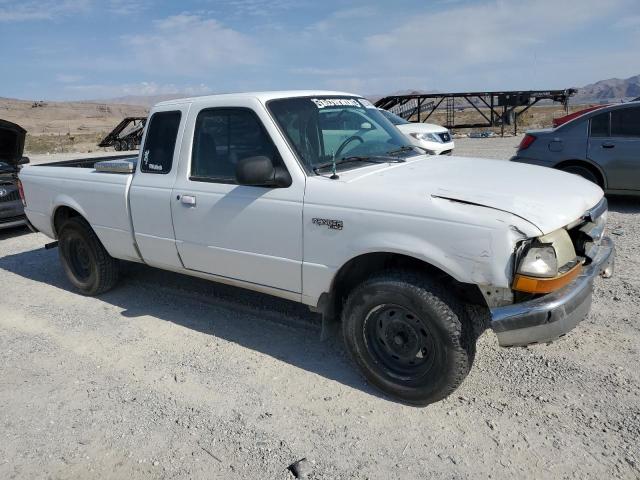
[453,135,523,159]
[1,140,639,479]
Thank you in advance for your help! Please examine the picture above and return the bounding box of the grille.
[0,189,19,203]
[568,198,607,264]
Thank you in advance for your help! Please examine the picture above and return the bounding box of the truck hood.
[343,156,603,234]
[0,119,27,167]
[396,123,448,134]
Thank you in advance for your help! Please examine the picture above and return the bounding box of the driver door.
[170,106,304,295]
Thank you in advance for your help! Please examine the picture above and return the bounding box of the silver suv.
[511,102,640,194]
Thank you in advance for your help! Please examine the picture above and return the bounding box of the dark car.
[511,102,640,194]
[0,119,29,229]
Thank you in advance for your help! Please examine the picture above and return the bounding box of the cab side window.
[191,108,281,183]
[140,111,181,174]
[590,112,609,138]
[611,107,640,138]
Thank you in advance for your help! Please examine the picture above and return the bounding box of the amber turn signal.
[513,263,582,294]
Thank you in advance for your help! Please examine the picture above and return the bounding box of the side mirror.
[360,122,373,130]
[19,156,30,165]
[236,156,291,188]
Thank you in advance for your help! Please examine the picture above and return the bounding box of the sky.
[1,0,639,101]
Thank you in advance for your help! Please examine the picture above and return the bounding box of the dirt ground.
[0,98,147,154]
[1,139,639,479]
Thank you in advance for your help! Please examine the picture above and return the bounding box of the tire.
[113,141,122,151]
[58,216,119,295]
[341,271,476,406]
[560,164,600,186]
[127,138,136,151]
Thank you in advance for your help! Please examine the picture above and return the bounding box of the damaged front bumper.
[490,236,615,347]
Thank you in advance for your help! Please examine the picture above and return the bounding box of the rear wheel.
[341,271,476,406]
[58,216,119,295]
[127,138,136,151]
[560,164,600,186]
[113,141,122,151]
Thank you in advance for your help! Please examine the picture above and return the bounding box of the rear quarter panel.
[20,166,139,261]
[515,121,589,167]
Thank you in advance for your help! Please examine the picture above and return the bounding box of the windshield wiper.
[312,155,405,174]
[386,145,418,156]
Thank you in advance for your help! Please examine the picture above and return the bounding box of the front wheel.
[342,271,476,406]
[58,216,119,295]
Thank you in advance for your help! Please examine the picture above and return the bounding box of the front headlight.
[514,228,580,293]
[411,132,442,143]
[517,245,558,278]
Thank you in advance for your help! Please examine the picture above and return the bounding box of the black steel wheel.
[364,304,439,381]
[342,271,476,406]
[67,236,93,281]
[58,216,119,295]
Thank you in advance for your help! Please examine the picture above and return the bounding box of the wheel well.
[53,206,83,237]
[320,252,487,323]
[555,160,605,188]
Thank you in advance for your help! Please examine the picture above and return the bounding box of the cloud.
[107,0,150,15]
[207,0,299,18]
[0,0,90,22]
[614,14,640,29]
[365,0,630,70]
[309,6,378,32]
[122,14,262,76]
[63,81,212,98]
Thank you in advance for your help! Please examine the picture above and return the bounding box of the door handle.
[601,143,615,149]
[180,195,197,206]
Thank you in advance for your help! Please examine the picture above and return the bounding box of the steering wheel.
[335,135,364,159]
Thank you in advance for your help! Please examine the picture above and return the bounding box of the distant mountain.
[572,75,640,104]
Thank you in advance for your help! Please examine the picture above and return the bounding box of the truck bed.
[19,157,140,262]
[37,154,137,169]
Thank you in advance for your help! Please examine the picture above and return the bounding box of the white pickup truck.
[19,91,614,406]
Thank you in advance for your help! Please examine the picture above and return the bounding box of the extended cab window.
[140,111,181,174]
[191,108,281,183]
[590,112,609,138]
[611,107,640,137]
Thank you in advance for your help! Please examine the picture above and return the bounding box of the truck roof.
[154,90,358,107]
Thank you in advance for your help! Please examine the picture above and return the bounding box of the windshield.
[268,96,418,173]
[378,109,410,125]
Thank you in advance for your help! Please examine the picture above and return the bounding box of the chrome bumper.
[490,236,615,347]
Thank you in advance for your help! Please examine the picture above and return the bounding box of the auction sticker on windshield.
[311,98,362,109]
